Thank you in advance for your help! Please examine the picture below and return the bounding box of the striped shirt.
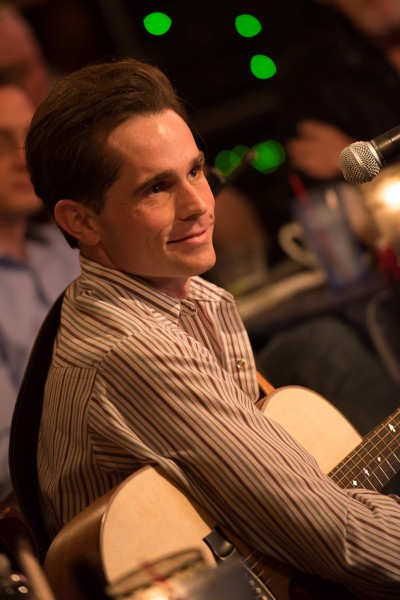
[38,256,400,599]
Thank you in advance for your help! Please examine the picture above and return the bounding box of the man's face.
[84,109,216,297]
[332,0,400,37]
[0,86,42,219]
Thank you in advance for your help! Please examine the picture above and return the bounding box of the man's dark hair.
[25,58,187,248]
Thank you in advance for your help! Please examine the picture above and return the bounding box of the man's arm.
[90,334,400,600]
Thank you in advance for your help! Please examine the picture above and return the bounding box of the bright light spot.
[143,12,172,36]
[231,144,251,162]
[379,180,400,211]
[252,140,285,173]
[215,141,285,176]
[215,150,240,176]
[250,54,277,79]
[235,14,262,37]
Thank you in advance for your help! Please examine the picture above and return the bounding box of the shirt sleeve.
[88,328,400,600]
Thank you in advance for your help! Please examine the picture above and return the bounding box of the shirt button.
[236,358,246,369]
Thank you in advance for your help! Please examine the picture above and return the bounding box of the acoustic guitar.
[43,386,400,600]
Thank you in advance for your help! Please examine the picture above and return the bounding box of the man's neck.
[140,275,192,299]
[0,218,28,261]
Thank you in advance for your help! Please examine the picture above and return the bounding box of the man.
[0,80,79,500]
[26,59,400,599]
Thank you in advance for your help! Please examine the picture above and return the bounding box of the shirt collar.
[78,255,234,323]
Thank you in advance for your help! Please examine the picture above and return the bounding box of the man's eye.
[149,183,163,194]
[189,164,203,178]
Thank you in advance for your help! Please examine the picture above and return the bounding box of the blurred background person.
[0,76,79,501]
[0,2,53,108]
[255,0,400,455]
[279,0,400,185]
[276,0,400,294]
[274,0,400,345]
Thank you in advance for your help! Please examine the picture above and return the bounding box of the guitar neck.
[329,408,400,492]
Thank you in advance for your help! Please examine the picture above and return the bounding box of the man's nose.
[178,183,210,219]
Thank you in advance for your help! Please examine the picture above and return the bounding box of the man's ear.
[54,199,100,245]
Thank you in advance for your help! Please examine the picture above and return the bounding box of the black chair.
[9,291,65,564]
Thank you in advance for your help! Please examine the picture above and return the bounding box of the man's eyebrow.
[193,151,205,165]
[134,151,205,195]
[186,150,206,171]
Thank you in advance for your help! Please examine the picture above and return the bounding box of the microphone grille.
[340,141,381,184]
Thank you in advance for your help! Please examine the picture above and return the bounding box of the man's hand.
[286,120,354,179]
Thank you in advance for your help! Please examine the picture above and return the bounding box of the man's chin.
[190,252,216,277]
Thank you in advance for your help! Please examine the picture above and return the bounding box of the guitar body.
[43,387,378,600]
[260,386,361,473]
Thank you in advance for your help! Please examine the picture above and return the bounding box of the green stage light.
[214,150,241,176]
[250,54,277,79]
[215,141,285,177]
[143,12,172,36]
[235,14,262,38]
[252,140,285,173]
[231,144,250,162]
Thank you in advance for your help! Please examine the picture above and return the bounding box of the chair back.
[9,291,65,563]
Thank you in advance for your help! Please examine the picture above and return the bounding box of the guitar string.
[225,410,400,598]
[333,441,399,487]
[239,547,276,589]
[332,416,400,474]
[213,413,400,598]
[333,429,400,481]
[330,420,400,490]
[243,416,400,567]
[332,439,400,489]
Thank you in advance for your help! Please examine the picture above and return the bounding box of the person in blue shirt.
[0,79,79,501]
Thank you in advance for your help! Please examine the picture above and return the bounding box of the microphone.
[340,124,400,184]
